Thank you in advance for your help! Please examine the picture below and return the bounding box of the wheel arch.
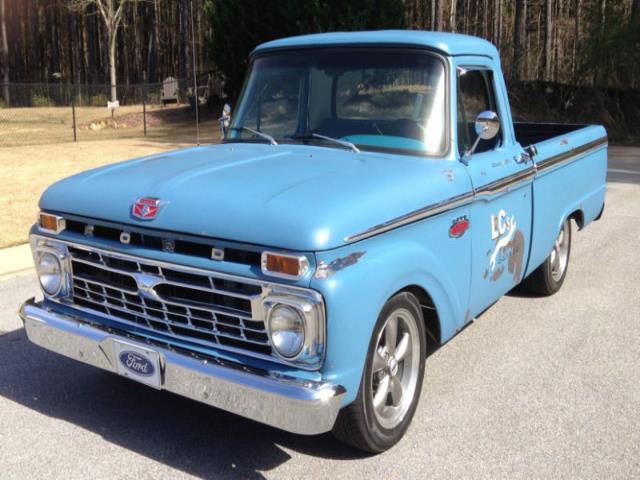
[395,285,441,352]
[568,209,584,230]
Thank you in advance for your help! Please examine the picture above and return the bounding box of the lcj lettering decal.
[485,209,525,283]
[490,209,514,240]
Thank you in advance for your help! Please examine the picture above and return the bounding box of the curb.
[0,243,33,279]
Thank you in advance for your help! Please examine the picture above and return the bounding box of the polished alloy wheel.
[550,220,570,282]
[370,307,420,429]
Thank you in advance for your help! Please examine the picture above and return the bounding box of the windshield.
[228,48,448,156]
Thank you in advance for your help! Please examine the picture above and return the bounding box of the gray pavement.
[1,147,639,479]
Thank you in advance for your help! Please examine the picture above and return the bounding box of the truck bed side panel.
[525,125,608,277]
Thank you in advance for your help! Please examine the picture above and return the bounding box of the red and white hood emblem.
[132,197,163,220]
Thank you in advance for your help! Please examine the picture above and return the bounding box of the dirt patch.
[0,104,222,147]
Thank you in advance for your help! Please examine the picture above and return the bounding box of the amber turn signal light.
[261,252,310,279]
[38,213,66,234]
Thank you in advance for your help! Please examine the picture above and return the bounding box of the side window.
[457,69,500,155]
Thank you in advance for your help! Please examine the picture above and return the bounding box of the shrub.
[146,91,160,105]
[32,94,52,107]
[90,93,109,107]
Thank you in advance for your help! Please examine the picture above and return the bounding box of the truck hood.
[40,143,470,251]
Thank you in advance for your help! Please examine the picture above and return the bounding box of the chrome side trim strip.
[344,191,474,243]
[20,298,345,435]
[344,136,607,244]
[344,169,532,243]
[473,166,536,199]
[536,136,608,173]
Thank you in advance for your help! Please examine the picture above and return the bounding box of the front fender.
[312,212,471,405]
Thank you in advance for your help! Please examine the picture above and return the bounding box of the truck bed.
[514,122,588,147]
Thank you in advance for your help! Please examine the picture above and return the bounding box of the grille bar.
[67,246,273,358]
[71,270,255,321]
[71,254,260,301]
[72,284,267,334]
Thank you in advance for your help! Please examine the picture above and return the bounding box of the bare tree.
[0,0,8,104]
[70,0,142,103]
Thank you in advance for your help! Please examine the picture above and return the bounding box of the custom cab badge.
[118,351,155,377]
[132,197,162,220]
[449,216,470,238]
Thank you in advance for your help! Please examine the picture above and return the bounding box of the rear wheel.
[523,218,572,295]
[332,292,426,453]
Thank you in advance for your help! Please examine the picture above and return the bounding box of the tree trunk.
[0,0,9,104]
[594,0,607,86]
[493,0,500,46]
[449,0,457,31]
[512,0,527,81]
[434,0,443,31]
[573,0,581,83]
[109,33,117,102]
[430,0,435,30]
[632,0,640,24]
[544,0,554,81]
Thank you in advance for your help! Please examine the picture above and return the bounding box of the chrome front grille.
[67,245,273,357]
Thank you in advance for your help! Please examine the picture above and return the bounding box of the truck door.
[456,65,534,316]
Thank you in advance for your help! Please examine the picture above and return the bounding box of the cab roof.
[253,30,499,59]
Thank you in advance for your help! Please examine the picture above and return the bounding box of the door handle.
[514,145,538,165]
[514,152,532,165]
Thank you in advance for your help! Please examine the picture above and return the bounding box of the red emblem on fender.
[132,197,162,220]
[449,216,470,238]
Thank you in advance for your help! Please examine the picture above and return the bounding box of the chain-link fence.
[0,81,223,147]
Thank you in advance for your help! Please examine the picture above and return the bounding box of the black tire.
[332,292,426,453]
[523,218,572,296]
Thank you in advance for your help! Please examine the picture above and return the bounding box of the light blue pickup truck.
[20,31,607,452]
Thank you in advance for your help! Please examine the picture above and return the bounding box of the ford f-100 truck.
[20,31,607,453]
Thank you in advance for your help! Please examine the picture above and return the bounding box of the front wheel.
[332,292,426,453]
[523,217,572,295]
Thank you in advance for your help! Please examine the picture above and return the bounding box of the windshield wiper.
[230,126,278,145]
[291,133,360,153]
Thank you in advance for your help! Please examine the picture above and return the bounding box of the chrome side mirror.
[218,103,232,139]
[475,110,500,140]
[463,110,500,161]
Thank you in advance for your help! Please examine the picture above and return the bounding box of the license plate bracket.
[113,340,162,389]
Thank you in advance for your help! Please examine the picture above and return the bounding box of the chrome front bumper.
[19,298,345,435]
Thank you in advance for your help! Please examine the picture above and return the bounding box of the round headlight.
[37,251,63,295]
[268,304,305,359]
